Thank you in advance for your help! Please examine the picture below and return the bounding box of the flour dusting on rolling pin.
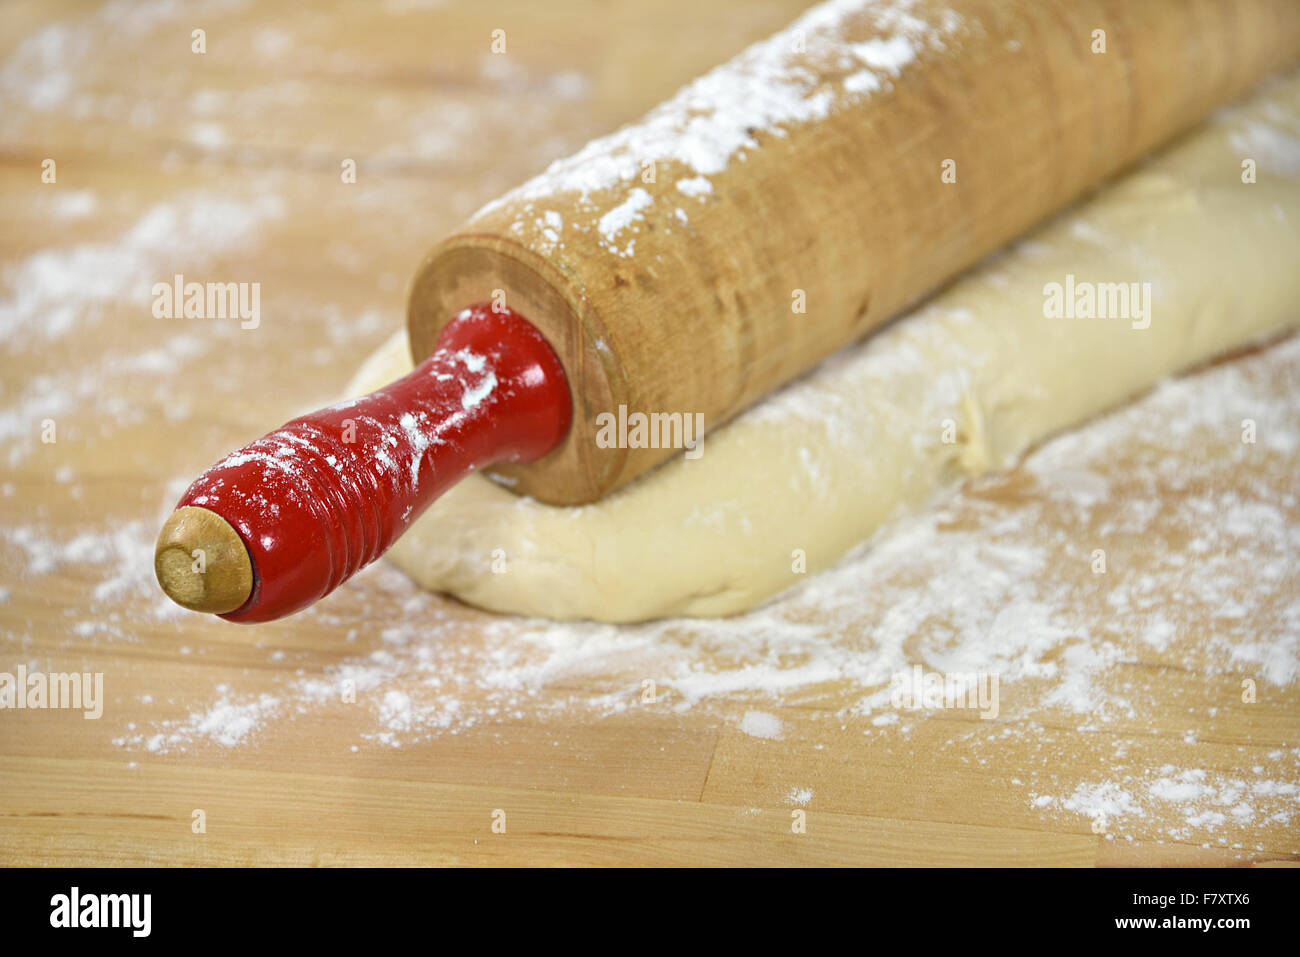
[156,0,1300,622]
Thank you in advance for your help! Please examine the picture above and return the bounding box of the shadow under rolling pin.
[154,303,571,623]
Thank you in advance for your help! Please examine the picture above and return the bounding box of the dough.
[350,73,1300,622]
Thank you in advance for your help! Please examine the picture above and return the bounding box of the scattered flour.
[0,192,285,343]
[1229,111,1300,177]
[675,176,713,198]
[0,0,1295,855]
[43,331,1291,856]
[787,786,815,806]
[476,0,963,252]
[119,691,281,753]
[740,709,784,739]
[595,188,653,256]
[0,0,252,117]
[1030,765,1300,847]
[48,190,99,219]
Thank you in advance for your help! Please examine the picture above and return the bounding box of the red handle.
[176,303,571,622]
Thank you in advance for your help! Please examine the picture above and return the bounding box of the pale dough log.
[351,73,1300,622]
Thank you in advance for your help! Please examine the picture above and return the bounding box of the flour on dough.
[350,72,1300,622]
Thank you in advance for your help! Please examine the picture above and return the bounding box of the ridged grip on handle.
[169,304,571,622]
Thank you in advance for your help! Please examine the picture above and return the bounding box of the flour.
[1,0,1295,857]
[740,710,784,739]
[49,190,99,219]
[452,350,497,411]
[1229,117,1300,177]
[121,691,281,753]
[787,787,814,806]
[399,412,438,485]
[850,35,917,74]
[1031,765,1300,848]
[674,177,713,198]
[0,192,285,344]
[475,0,963,251]
[188,121,230,150]
[61,332,1294,857]
[0,0,251,122]
[1058,782,1145,822]
[595,188,654,254]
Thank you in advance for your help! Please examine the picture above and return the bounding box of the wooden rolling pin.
[157,0,1300,622]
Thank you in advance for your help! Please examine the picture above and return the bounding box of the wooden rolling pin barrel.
[156,0,1300,622]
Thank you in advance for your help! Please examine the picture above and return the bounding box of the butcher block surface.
[1,0,1298,866]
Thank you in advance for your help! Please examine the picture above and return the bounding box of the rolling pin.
[156,0,1300,622]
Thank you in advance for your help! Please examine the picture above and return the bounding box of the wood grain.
[1,0,1297,867]
[410,0,1300,504]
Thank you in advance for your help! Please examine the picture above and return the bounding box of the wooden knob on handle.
[155,506,254,614]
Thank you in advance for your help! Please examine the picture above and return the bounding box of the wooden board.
[1,0,1297,867]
